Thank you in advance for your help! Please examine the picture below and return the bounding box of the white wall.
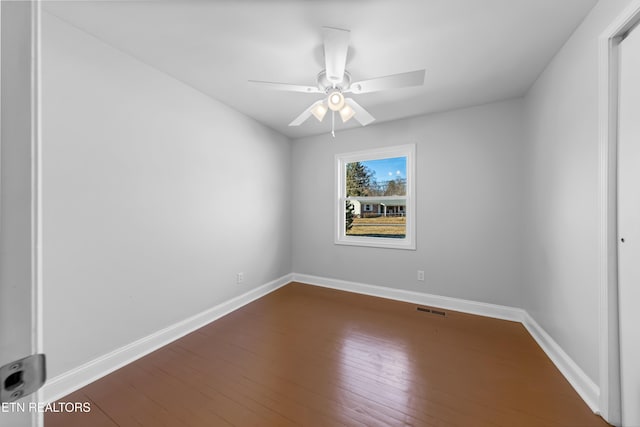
[523,0,635,386]
[292,99,525,307]
[41,12,292,378]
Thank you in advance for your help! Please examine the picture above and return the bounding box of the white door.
[618,21,640,427]
[0,2,42,426]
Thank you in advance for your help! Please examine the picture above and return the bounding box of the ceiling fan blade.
[289,100,324,126]
[322,27,350,84]
[249,80,322,94]
[345,98,375,126]
[346,69,426,94]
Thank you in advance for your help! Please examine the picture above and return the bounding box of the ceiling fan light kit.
[339,103,355,123]
[249,26,426,137]
[311,102,328,121]
[328,90,345,111]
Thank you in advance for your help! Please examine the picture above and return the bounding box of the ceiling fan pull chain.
[332,111,336,138]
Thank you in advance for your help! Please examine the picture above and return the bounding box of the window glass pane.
[345,157,406,196]
[345,156,407,238]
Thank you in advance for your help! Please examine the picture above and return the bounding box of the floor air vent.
[416,306,446,316]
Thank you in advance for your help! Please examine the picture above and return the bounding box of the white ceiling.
[43,0,598,140]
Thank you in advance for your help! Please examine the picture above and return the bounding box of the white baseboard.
[291,273,601,415]
[292,273,525,322]
[521,312,600,413]
[41,273,293,403]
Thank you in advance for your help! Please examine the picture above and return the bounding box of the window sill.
[334,235,416,250]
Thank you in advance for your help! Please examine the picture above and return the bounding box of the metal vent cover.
[416,306,446,317]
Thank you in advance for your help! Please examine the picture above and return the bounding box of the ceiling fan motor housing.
[317,69,351,92]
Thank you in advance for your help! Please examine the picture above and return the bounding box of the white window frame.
[335,144,416,250]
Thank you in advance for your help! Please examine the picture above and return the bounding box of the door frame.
[0,0,43,425]
[598,1,640,424]
[33,0,44,390]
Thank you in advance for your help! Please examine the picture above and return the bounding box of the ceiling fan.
[249,27,426,137]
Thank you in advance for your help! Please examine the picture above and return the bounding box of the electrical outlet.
[417,270,425,281]
[236,272,244,284]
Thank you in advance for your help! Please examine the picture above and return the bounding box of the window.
[335,144,416,250]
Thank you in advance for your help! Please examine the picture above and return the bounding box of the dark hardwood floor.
[46,282,610,426]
